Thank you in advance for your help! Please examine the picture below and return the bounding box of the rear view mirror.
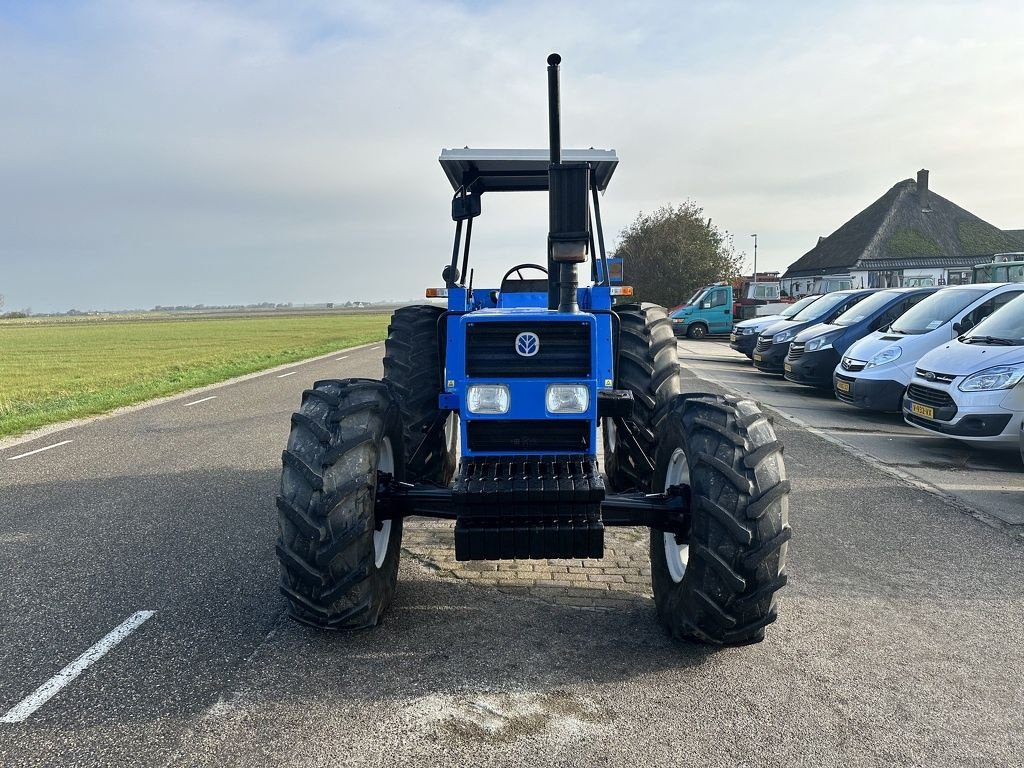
[952,322,962,335]
[452,193,482,221]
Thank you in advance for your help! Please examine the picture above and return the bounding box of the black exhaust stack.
[546,53,590,313]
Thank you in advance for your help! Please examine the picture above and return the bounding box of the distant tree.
[613,201,743,308]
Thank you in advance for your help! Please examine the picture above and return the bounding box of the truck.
[670,278,791,338]
[972,253,1024,284]
[273,54,790,645]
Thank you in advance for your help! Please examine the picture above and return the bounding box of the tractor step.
[452,454,605,560]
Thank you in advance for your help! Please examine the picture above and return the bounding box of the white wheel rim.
[444,412,457,453]
[663,447,690,583]
[373,436,394,569]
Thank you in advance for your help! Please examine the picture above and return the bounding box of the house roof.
[1002,229,1024,247]
[784,174,1021,277]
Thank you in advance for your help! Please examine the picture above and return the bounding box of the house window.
[946,270,970,285]
[868,270,902,288]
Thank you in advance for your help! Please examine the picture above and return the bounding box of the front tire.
[383,305,457,485]
[276,379,404,630]
[602,303,681,492]
[686,322,708,339]
[650,394,791,645]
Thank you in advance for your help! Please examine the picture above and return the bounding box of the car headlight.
[806,333,841,352]
[546,384,589,413]
[467,384,510,414]
[957,365,1024,392]
[772,330,794,344]
[742,327,757,335]
[865,347,902,369]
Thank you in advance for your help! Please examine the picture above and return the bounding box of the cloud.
[1,0,1022,311]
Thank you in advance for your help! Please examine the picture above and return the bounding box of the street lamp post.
[750,234,758,286]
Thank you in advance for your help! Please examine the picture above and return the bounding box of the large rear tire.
[650,394,790,645]
[276,379,404,630]
[383,305,456,485]
[602,302,681,492]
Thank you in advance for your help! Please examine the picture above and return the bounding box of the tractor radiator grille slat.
[466,420,590,453]
[466,321,591,377]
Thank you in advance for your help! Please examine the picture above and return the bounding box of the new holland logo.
[515,332,540,357]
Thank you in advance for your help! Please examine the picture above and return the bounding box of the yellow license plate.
[730,333,737,342]
[784,363,792,373]
[753,353,762,362]
[836,380,851,393]
[910,402,934,419]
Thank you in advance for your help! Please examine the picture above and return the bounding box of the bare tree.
[614,202,743,308]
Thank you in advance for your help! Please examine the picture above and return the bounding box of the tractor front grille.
[466,321,591,378]
[466,420,590,453]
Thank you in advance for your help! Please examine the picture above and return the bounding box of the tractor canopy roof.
[439,148,618,194]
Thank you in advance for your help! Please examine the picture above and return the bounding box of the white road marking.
[276,371,298,378]
[183,396,217,407]
[6,440,73,461]
[335,356,350,361]
[0,610,156,723]
[370,346,381,351]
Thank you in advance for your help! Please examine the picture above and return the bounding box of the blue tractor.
[275,55,790,644]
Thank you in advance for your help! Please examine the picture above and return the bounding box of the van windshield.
[779,294,822,319]
[889,289,987,335]
[963,294,1024,345]
[833,290,901,326]
[791,291,854,321]
[684,288,705,305]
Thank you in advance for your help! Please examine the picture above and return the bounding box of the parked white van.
[903,293,1024,450]
[834,283,1024,411]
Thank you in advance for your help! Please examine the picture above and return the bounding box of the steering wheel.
[500,263,549,283]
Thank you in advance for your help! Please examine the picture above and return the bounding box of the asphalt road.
[1,341,1022,767]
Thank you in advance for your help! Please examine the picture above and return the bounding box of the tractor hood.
[917,340,1024,375]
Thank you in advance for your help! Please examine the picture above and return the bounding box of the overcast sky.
[2,1,1023,313]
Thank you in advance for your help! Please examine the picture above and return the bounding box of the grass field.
[0,312,390,438]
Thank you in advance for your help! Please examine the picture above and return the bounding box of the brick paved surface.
[401,519,654,609]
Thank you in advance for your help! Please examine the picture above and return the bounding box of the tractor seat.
[499,278,548,294]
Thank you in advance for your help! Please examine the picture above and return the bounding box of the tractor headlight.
[957,365,1024,392]
[546,384,589,414]
[467,384,510,414]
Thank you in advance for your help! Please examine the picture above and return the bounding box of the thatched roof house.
[783,170,1024,295]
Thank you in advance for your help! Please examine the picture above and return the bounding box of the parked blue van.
[752,289,876,373]
[783,286,938,388]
